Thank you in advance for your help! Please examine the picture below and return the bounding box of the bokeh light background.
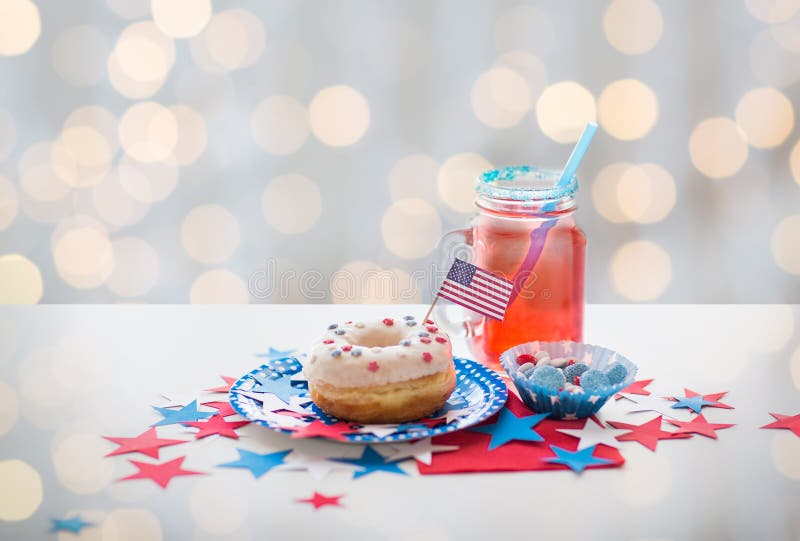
[0,0,799,304]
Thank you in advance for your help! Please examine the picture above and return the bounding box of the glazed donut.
[304,316,456,424]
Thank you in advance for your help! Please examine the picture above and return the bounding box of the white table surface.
[0,305,799,541]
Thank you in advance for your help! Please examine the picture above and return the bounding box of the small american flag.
[436,258,513,321]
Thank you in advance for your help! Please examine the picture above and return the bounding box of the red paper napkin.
[418,393,625,474]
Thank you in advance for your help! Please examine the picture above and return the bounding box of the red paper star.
[608,416,691,451]
[761,412,800,437]
[183,414,250,440]
[205,375,237,393]
[202,401,238,417]
[103,428,187,459]
[667,388,734,410]
[615,378,654,400]
[665,413,735,439]
[120,456,203,488]
[289,420,359,441]
[296,492,344,510]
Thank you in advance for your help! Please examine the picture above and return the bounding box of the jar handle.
[430,226,480,337]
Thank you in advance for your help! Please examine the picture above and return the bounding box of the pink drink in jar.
[436,166,586,365]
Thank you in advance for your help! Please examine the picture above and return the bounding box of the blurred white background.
[0,0,798,303]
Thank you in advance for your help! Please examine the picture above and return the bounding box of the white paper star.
[383,437,459,465]
[277,451,364,480]
[556,418,628,450]
[619,393,681,419]
[356,424,399,438]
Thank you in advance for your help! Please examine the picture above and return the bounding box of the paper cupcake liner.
[499,341,638,420]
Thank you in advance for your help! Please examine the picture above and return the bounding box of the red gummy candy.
[382,318,394,326]
[516,353,536,365]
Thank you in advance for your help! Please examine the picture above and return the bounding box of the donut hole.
[347,326,407,348]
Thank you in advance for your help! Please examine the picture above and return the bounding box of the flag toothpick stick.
[422,296,439,324]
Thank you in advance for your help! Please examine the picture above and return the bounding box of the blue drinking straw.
[541,122,598,213]
[557,121,598,188]
[508,122,599,304]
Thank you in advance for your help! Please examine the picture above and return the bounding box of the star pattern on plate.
[289,420,359,441]
[249,373,297,402]
[544,445,613,473]
[51,515,93,534]
[666,414,735,439]
[205,375,237,393]
[615,378,654,400]
[152,400,215,427]
[761,412,800,437]
[183,414,250,440]
[255,411,311,429]
[356,424,400,438]
[277,451,365,480]
[332,446,408,479]
[120,456,203,488]
[556,418,629,451]
[469,408,548,450]
[104,427,188,459]
[383,437,459,465]
[608,416,692,451]
[296,492,344,510]
[218,448,292,479]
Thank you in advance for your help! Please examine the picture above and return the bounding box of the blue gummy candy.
[528,365,566,391]
[327,323,338,330]
[400,339,411,346]
[403,315,414,320]
[580,369,611,392]
[334,329,345,335]
[606,364,628,385]
[563,363,589,383]
[351,349,362,357]
[406,321,417,326]
[331,349,342,358]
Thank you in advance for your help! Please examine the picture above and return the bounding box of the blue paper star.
[469,408,548,450]
[218,448,292,478]
[256,347,296,360]
[671,395,714,414]
[151,400,214,427]
[544,445,613,473]
[249,373,297,402]
[51,515,93,533]
[333,446,408,479]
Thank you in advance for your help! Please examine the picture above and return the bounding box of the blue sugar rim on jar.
[476,165,579,202]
